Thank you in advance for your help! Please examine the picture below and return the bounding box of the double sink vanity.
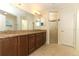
[0,30,46,56]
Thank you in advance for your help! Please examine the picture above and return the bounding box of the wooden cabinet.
[36,32,46,49]
[36,33,42,48]
[0,39,4,56]
[1,37,18,56]
[28,34,36,54]
[0,31,46,56]
[18,35,28,56]
[41,32,46,45]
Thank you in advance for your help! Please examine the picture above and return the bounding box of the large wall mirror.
[0,10,17,31]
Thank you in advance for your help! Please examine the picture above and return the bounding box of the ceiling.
[13,3,79,15]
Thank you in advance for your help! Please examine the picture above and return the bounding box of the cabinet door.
[0,39,3,55]
[28,34,36,54]
[2,37,18,56]
[42,32,46,45]
[36,32,46,48]
[18,35,28,56]
[36,33,42,48]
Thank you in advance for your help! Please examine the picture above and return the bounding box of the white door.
[0,14,6,31]
[58,8,74,47]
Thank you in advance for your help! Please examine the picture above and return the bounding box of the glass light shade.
[35,21,41,26]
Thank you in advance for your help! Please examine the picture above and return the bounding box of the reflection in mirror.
[0,10,17,31]
[0,8,35,31]
[22,19,28,30]
[35,19,44,27]
[5,13,17,31]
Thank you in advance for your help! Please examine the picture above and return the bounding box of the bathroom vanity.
[0,30,46,56]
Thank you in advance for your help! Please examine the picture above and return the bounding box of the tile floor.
[30,44,79,56]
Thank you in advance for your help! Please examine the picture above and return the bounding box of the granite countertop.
[0,30,46,38]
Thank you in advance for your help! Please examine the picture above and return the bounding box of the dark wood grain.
[18,35,28,56]
[0,31,46,56]
[1,37,18,56]
[28,34,36,54]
